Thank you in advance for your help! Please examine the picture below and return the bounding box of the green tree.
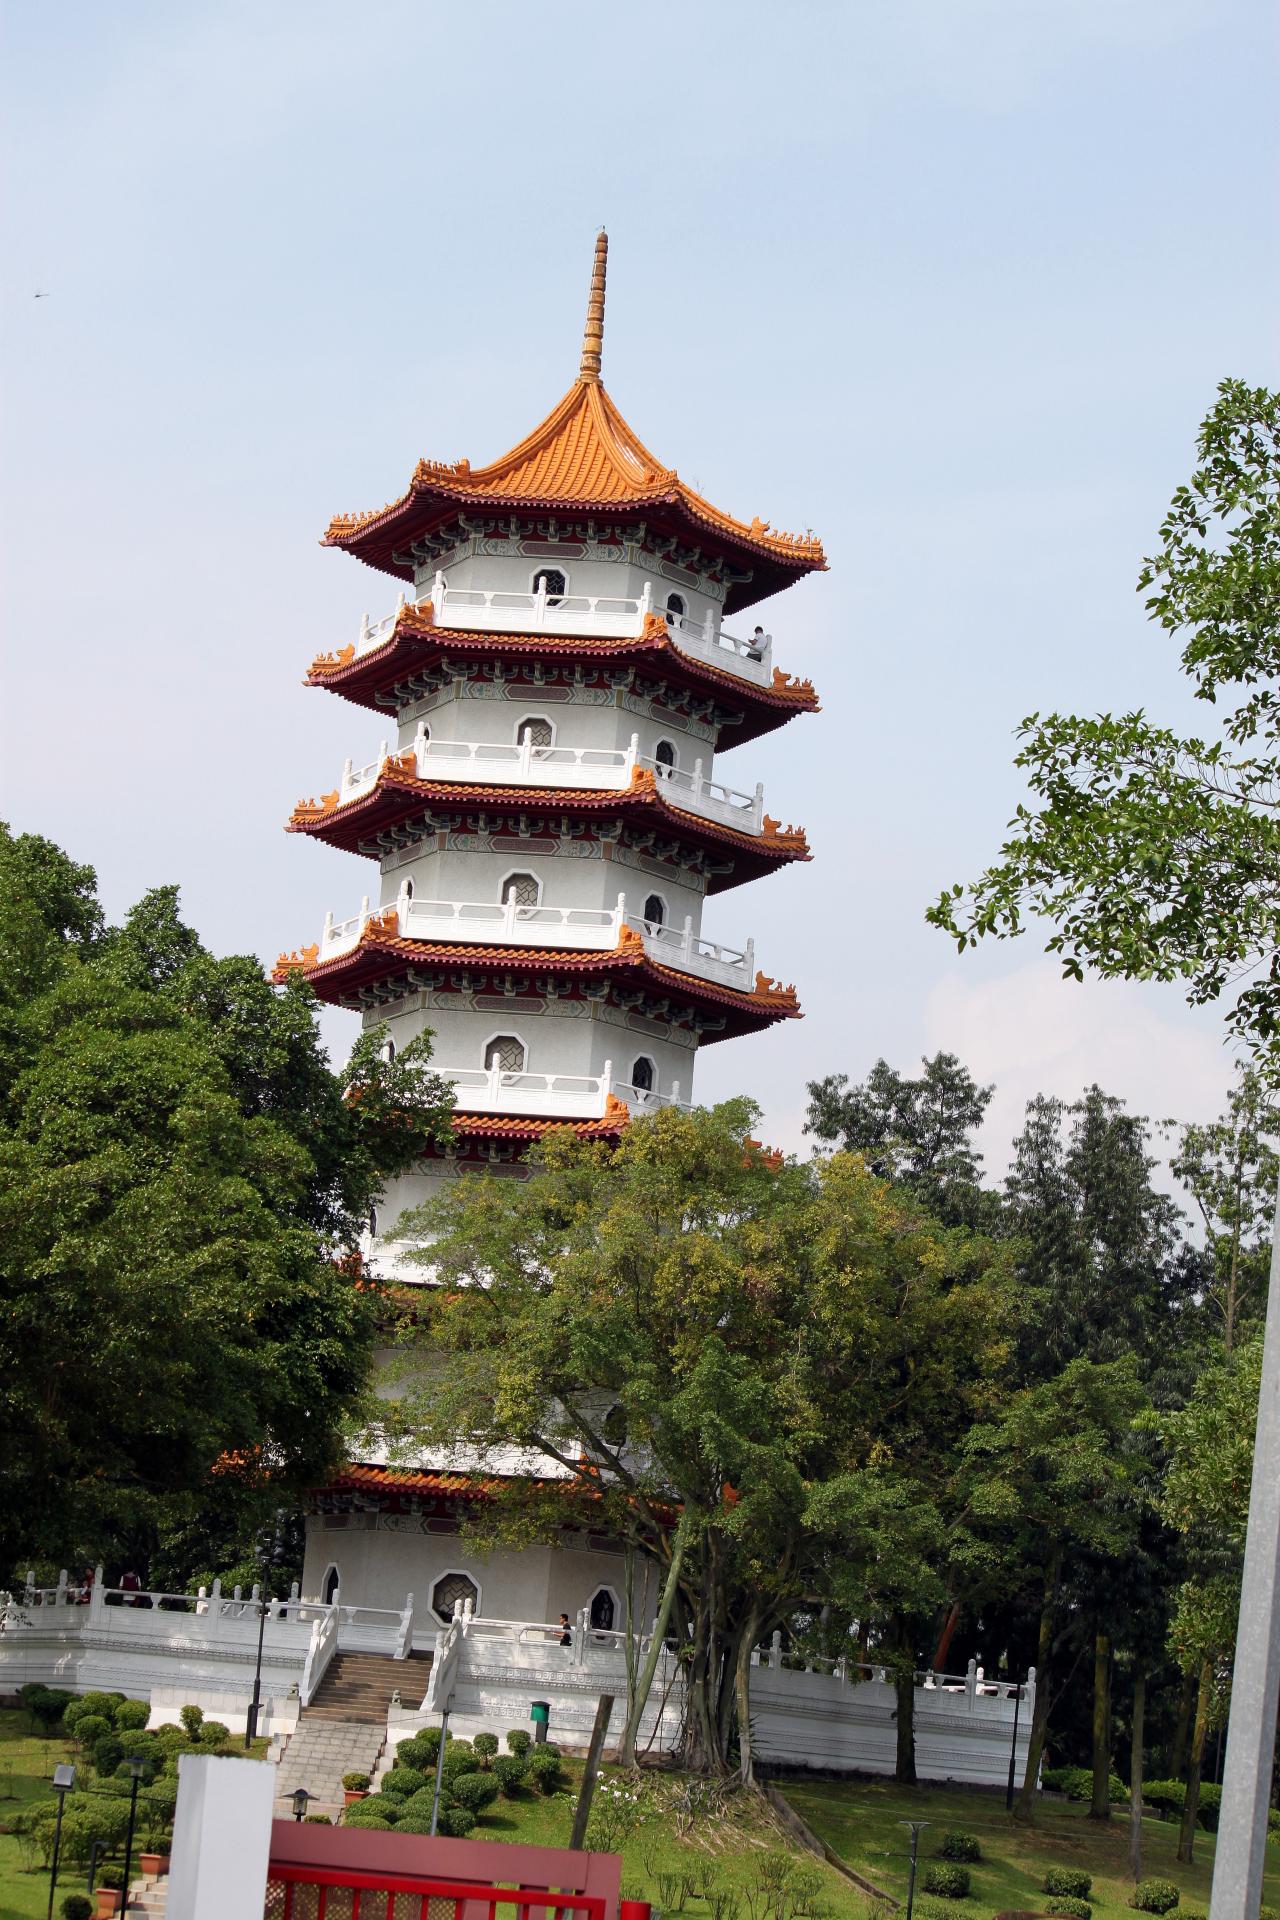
[0,825,456,1574]
[805,1051,996,1228]
[1170,1064,1279,1353]
[959,1356,1150,1822]
[928,380,1280,1068]
[392,1102,1016,1779]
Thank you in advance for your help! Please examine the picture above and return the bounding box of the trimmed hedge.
[353,1793,401,1823]
[506,1729,531,1756]
[1044,1871,1092,1900]
[382,1767,428,1799]
[1142,1781,1186,1820]
[1129,1883,1180,1914]
[450,1773,500,1813]
[937,1832,982,1864]
[473,1733,499,1764]
[493,1755,527,1796]
[438,1806,476,1837]
[922,1865,970,1899]
[1046,1901,1093,1920]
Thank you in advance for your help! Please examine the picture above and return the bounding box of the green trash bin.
[530,1700,551,1744]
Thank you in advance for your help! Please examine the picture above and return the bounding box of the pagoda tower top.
[322,235,827,614]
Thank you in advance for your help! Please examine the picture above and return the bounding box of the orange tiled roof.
[287,756,811,869]
[320,235,825,613]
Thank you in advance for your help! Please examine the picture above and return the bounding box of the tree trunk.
[618,1527,686,1767]
[893,1613,918,1785]
[1129,1667,1145,1883]
[1089,1630,1112,1820]
[1176,1658,1213,1866]
[734,1602,764,1786]
[1169,1667,1196,1779]
[1014,1552,1060,1824]
[931,1601,961,1673]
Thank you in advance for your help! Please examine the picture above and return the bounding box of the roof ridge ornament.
[579,229,608,384]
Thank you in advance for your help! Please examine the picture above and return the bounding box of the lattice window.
[643,894,665,928]
[485,1035,526,1073]
[631,1055,655,1092]
[532,568,566,600]
[431,1570,479,1622]
[655,738,677,770]
[590,1587,617,1631]
[517,715,554,747]
[503,872,539,906]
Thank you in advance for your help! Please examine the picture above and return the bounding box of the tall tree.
[927,380,1280,1070]
[0,826,456,1574]
[805,1051,996,1227]
[1170,1064,1280,1352]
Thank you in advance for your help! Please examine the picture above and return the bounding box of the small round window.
[431,1572,479,1623]
[533,568,566,602]
[517,716,554,748]
[486,1035,526,1073]
[503,873,539,907]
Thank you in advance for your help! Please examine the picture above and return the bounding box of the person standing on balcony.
[559,1612,572,1648]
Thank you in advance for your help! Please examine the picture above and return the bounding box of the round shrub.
[1172,1909,1207,1920]
[73,1714,110,1749]
[473,1732,499,1765]
[342,1772,371,1793]
[493,1754,527,1796]
[1044,1870,1093,1900]
[178,1704,204,1735]
[114,1699,150,1732]
[913,1901,968,1920]
[355,1793,402,1823]
[304,1814,333,1824]
[438,1805,476,1837]
[91,1734,123,1778]
[400,1789,440,1820]
[439,1744,479,1782]
[1046,1900,1093,1920]
[938,1832,982,1864]
[526,1748,564,1795]
[1142,1781,1186,1821]
[1130,1883,1180,1914]
[505,1728,531,1757]
[393,1812,436,1834]
[922,1865,970,1900]
[62,1897,94,1920]
[199,1720,231,1749]
[1194,1783,1221,1830]
[394,1735,437,1771]
[450,1772,500,1813]
[80,1691,126,1723]
[343,1812,391,1831]
[382,1766,428,1799]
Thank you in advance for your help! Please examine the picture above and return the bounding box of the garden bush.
[79,1691,126,1723]
[22,1685,74,1732]
[1171,1909,1207,1920]
[439,1744,480,1783]
[114,1699,150,1731]
[1142,1781,1186,1820]
[354,1793,402,1823]
[1194,1783,1221,1829]
[450,1772,500,1813]
[1042,1765,1092,1797]
[473,1732,499,1765]
[61,1897,94,1920]
[199,1720,231,1748]
[1044,1870,1093,1900]
[1129,1883,1180,1914]
[393,1812,436,1834]
[382,1767,429,1799]
[343,1812,391,1830]
[400,1789,439,1820]
[493,1754,527,1796]
[304,1814,333,1824]
[91,1734,124,1777]
[527,1748,564,1794]
[937,1833,982,1863]
[1045,1900,1093,1920]
[922,1865,970,1899]
[72,1713,111,1750]
[394,1734,438,1771]
[179,1705,204,1735]
[438,1805,477,1837]
[342,1772,371,1793]
[505,1728,531,1756]
[913,1901,969,1920]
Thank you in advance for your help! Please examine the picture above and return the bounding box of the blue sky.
[4,0,1277,1170]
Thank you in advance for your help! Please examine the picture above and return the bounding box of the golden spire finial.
[579,229,608,383]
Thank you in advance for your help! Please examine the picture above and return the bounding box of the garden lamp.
[899,1820,929,1920]
[292,1787,312,1822]
[47,1763,76,1920]
[121,1754,147,1913]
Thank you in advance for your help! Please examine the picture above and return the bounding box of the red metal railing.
[264,1866,611,1920]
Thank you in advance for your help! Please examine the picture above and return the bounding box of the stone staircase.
[125,1867,168,1916]
[273,1650,431,1817]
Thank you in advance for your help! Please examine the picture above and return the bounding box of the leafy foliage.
[921,1865,970,1899]
[1130,1882,1181,1913]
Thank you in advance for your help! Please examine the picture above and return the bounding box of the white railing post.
[692,758,704,798]
[322,910,334,952]
[627,732,640,776]
[534,580,547,629]
[769,1630,782,1671]
[672,1081,681,1107]
[89,1566,105,1625]
[575,1607,588,1666]
[520,727,534,779]
[414,722,428,768]
[682,916,693,965]
[210,1578,223,1622]
[486,1061,501,1104]
[602,1059,613,1104]
[704,607,716,644]
[397,879,412,921]
[743,937,755,978]
[965,1657,978,1711]
[341,757,353,794]
[1024,1665,1036,1719]
[640,580,653,616]
[359,613,371,649]
[432,570,445,611]
[359,895,370,932]
[56,1569,68,1606]
[615,892,626,937]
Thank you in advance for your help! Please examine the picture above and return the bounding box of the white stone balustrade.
[335,727,767,836]
[318,889,757,993]
[351,576,775,688]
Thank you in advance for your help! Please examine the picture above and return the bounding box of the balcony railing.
[335,728,766,834]
[351,576,775,687]
[318,890,755,992]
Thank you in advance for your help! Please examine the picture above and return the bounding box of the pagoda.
[276,234,824,1280]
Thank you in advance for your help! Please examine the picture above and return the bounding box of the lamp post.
[1005,1675,1024,1813]
[291,1788,312,1823]
[429,1709,451,1836]
[899,1820,929,1920]
[246,1509,289,1748]
[120,1754,147,1915]
[45,1762,75,1920]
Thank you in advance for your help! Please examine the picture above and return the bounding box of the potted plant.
[342,1770,371,1805]
[138,1848,171,1876]
[95,1871,124,1918]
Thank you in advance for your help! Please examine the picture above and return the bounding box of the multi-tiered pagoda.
[277,235,824,1280]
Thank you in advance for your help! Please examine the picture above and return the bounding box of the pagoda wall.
[366,1005,695,1093]
[374,847,706,921]
[392,695,718,772]
[413,550,726,634]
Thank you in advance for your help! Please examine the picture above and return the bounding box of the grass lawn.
[0,1710,81,1920]
[781,1772,1280,1917]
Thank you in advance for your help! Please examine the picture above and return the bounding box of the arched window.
[654,739,677,775]
[381,1037,396,1063]
[664,592,686,625]
[486,1035,526,1073]
[589,1588,617,1632]
[643,894,665,929]
[503,872,540,907]
[323,1565,340,1605]
[401,877,414,901]
[532,568,566,603]
[431,1571,480,1623]
[516,715,554,748]
[631,1055,655,1093]
[367,1205,378,1239]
